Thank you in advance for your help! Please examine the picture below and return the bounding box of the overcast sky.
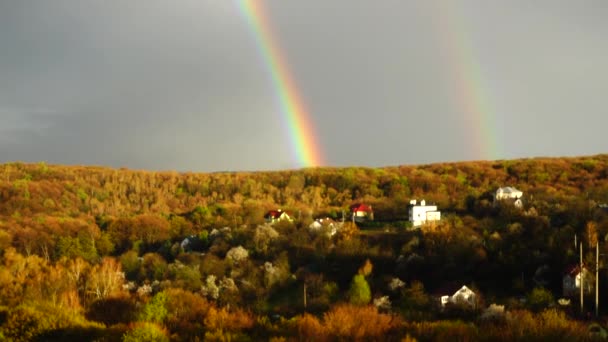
[1,1,606,172]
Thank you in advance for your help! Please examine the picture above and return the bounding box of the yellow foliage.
[358,258,373,276]
[338,222,359,241]
[296,313,327,342]
[323,304,400,340]
[204,306,254,332]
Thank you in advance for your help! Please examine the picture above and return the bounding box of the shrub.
[122,322,169,342]
[323,304,401,340]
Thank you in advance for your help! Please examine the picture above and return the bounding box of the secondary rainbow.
[431,3,500,160]
[237,0,324,167]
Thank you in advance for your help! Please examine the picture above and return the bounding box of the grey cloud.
[0,1,606,171]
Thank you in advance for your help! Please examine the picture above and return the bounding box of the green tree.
[120,250,141,280]
[96,232,115,256]
[527,287,554,312]
[139,292,168,324]
[122,322,169,342]
[348,274,371,305]
[55,236,83,260]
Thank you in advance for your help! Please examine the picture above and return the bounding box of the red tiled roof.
[350,203,372,212]
[265,210,284,219]
[564,264,585,277]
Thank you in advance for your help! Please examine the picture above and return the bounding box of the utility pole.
[303,282,307,311]
[597,241,600,317]
[581,242,584,314]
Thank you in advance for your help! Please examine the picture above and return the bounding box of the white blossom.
[137,284,153,296]
[254,224,279,253]
[388,278,405,291]
[373,296,392,311]
[201,275,220,299]
[226,246,249,263]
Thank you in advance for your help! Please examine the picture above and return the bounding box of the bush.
[122,322,169,342]
[323,304,401,340]
[527,287,554,312]
[2,304,104,342]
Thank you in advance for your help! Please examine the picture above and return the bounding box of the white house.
[309,217,341,237]
[440,285,477,308]
[495,187,524,208]
[408,199,441,227]
[563,265,593,297]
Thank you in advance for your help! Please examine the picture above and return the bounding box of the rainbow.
[431,2,500,161]
[237,0,324,167]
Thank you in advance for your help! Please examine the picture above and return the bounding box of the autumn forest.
[2,155,608,341]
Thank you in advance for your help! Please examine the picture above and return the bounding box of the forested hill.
[1,154,608,221]
[2,154,608,261]
[2,155,608,340]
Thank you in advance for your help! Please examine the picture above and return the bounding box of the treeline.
[2,154,608,219]
[0,155,608,340]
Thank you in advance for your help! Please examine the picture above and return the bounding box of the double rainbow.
[237,0,324,168]
[238,1,499,166]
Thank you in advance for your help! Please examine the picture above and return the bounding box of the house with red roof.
[350,203,374,223]
[264,209,293,224]
[563,264,592,297]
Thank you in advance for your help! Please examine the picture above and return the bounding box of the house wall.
[496,189,523,200]
[562,271,593,297]
[409,205,439,226]
[426,211,441,221]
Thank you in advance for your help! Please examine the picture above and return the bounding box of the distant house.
[439,285,477,309]
[350,203,374,222]
[309,217,341,236]
[408,199,441,227]
[180,235,196,251]
[264,209,293,224]
[495,187,523,208]
[563,265,592,297]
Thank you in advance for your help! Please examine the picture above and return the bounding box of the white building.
[309,217,341,237]
[495,187,523,200]
[441,285,477,308]
[408,199,441,227]
[495,187,523,208]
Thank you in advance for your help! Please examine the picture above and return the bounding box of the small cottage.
[264,209,293,224]
[350,203,374,222]
[563,265,592,297]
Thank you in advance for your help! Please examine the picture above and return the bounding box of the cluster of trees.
[1,155,608,340]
